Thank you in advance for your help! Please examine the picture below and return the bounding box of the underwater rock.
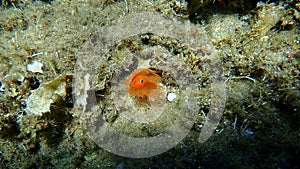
[73,12,226,157]
[25,74,68,116]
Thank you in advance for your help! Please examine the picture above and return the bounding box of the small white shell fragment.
[167,92,176,102]
[26,61,43,73]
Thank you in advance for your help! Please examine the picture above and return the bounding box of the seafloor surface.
[0,0,299,168]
